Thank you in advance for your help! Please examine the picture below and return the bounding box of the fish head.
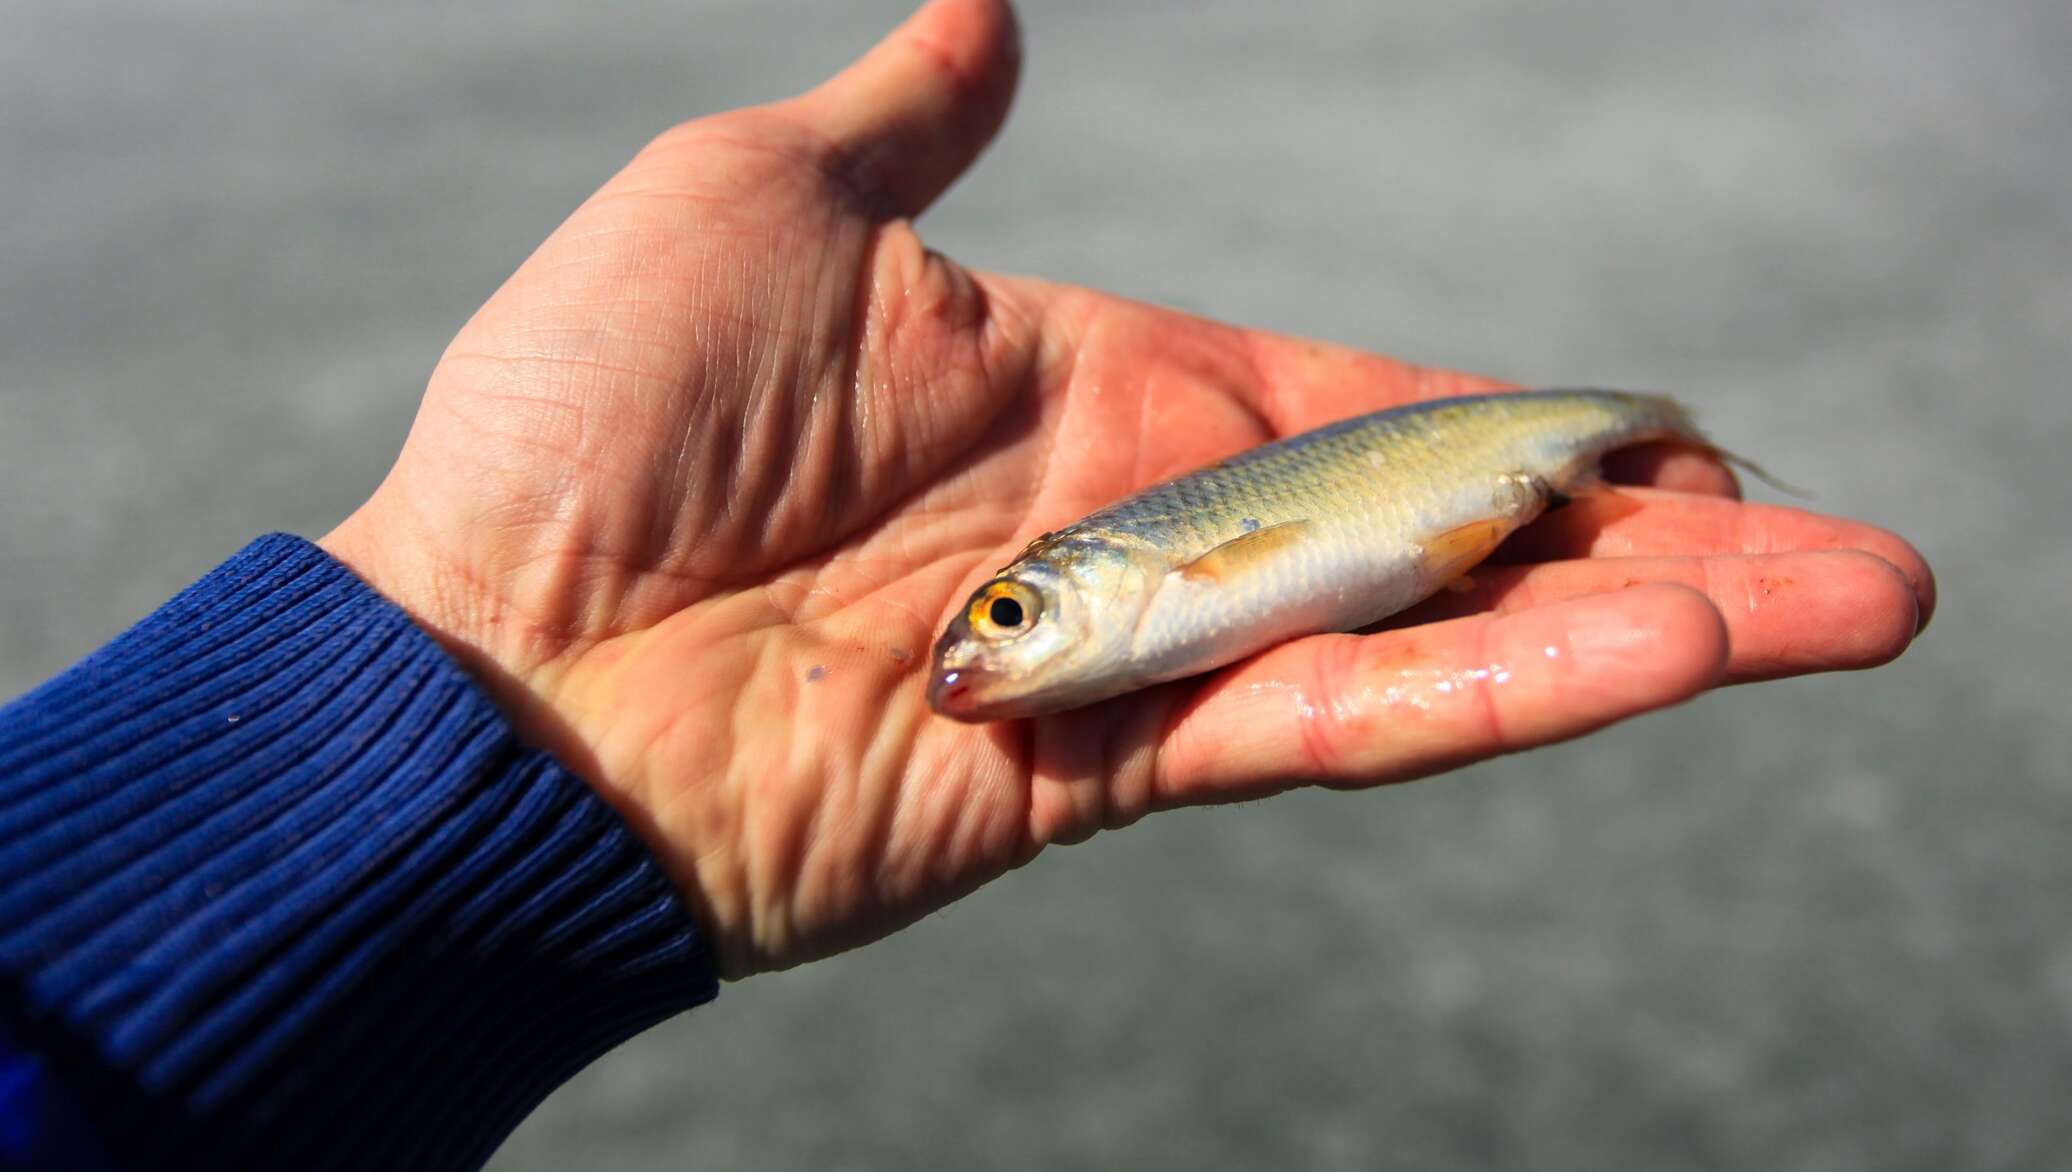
[928,537,1159,721]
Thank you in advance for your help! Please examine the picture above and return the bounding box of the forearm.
[0,536,716,1170]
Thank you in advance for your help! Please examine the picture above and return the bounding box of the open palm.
[323,0,1931,979]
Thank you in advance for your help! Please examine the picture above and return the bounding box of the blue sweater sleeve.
[0,535,719,1171]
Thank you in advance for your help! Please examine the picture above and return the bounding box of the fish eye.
[969,579,1042,640]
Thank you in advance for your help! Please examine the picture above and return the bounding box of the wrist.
[316,498,601,792]
[0,534,718,1167]
[317,499,484,673]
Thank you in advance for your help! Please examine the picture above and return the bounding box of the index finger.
[1150,583,1728,805]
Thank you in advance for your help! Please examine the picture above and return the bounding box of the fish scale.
[929,389,1710,720]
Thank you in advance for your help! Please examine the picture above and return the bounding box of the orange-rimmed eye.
[968,579,1041,639]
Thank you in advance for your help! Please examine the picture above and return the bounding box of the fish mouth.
[928,610,1018,721]
[927,666,1005,721]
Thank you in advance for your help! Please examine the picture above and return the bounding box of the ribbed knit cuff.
[0,535,717,1170]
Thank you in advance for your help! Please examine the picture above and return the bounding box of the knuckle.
[1294,636,1372,777]
[1465,618,1514,753]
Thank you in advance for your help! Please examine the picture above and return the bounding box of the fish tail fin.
[1602,389,1813,499]
[1707,446,1811,497]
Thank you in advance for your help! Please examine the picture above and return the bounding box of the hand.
[321,0,1933,979]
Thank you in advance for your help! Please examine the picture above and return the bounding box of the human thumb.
[784,0,1022,219]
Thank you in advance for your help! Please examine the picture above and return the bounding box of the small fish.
[928,389,1728,721]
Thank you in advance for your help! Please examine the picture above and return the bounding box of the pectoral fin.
[1419,519,1509,584]
[1177,520,1312,583]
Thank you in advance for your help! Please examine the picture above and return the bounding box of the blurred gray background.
[4,1,2068,1168]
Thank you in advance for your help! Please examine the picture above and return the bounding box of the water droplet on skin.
[806,665,828,683]
[1418,663,1511,698]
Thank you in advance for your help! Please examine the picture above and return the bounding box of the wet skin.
[320,0,1934,979]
